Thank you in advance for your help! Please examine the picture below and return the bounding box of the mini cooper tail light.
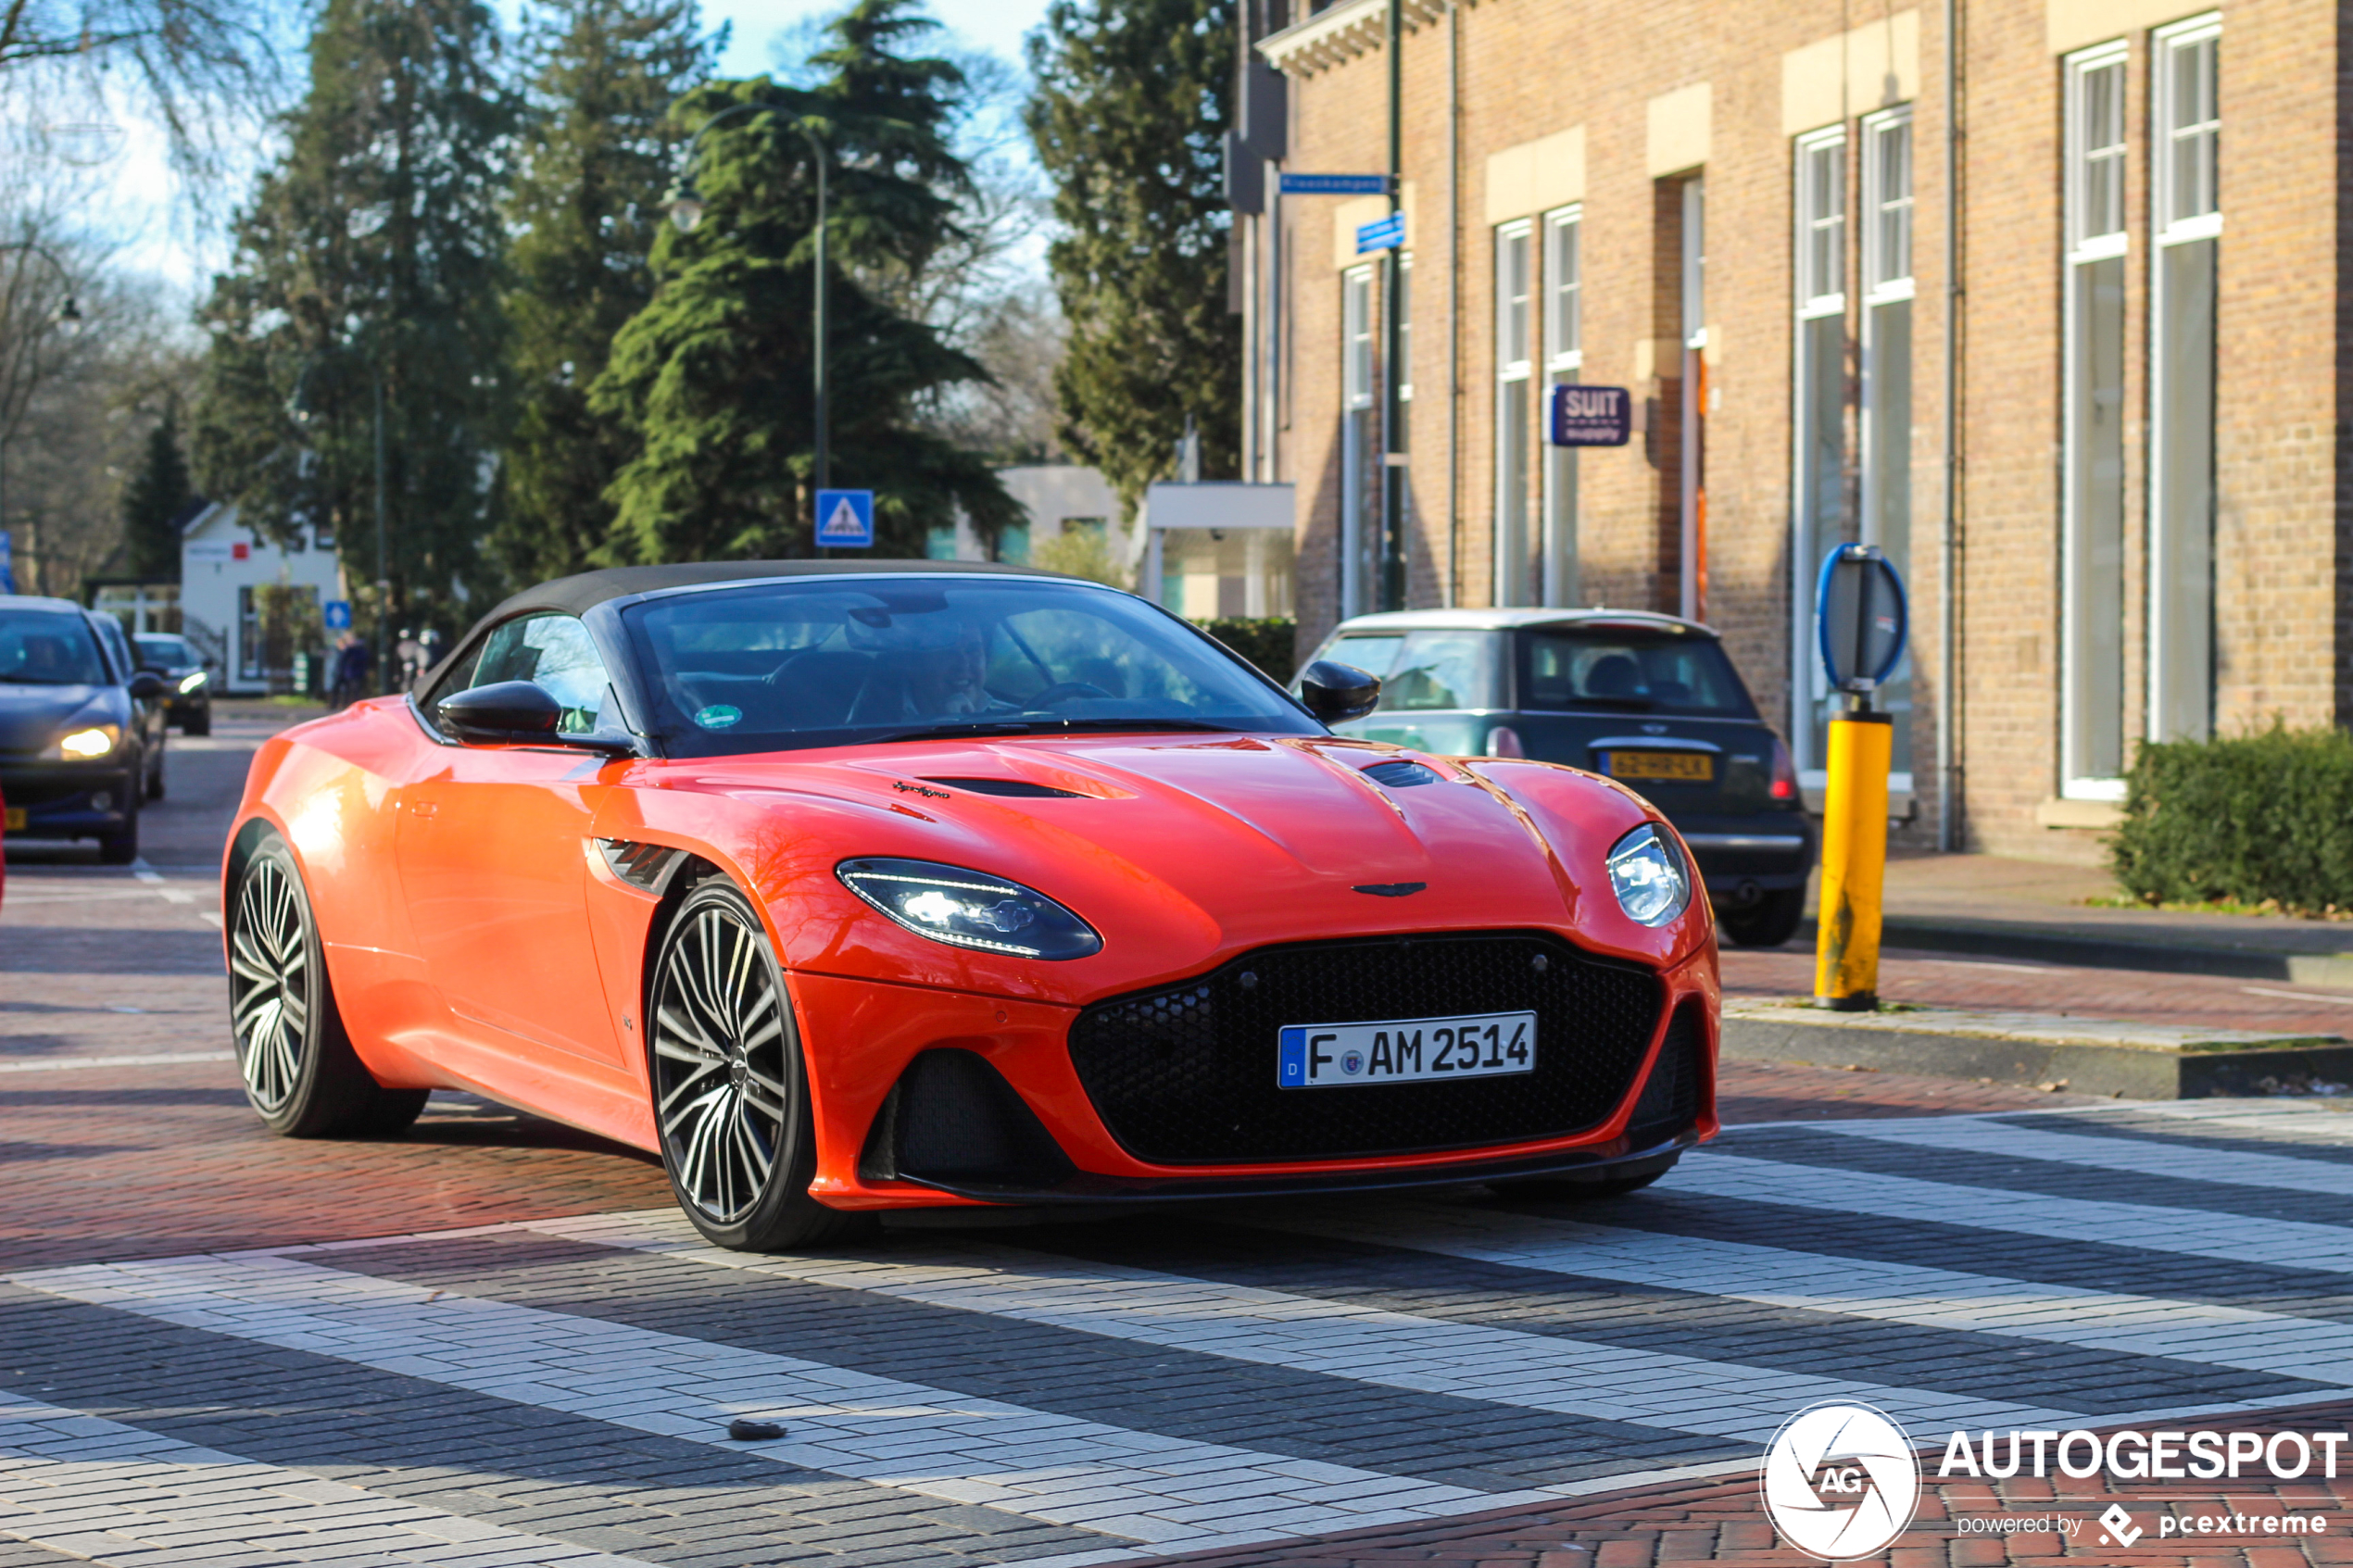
[837,858,1103,960]
[1486,725,1526,759]
[1769,737,1799,801]
[1606,823,1692,927]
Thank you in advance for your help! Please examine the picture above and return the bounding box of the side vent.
[597,839,686,895]
[859,1049,1076,1191]
[1625,1000,1705,1147]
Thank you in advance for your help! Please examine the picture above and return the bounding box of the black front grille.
[1067,932,1665,1164]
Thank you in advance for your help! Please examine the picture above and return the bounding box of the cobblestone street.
[12,713,2353,1565]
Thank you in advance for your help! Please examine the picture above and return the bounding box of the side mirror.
[437,680,563,744]
[127,671,166,701]
[1296,659,1381,723]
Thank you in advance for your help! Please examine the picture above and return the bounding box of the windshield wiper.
[871,716,1242,744]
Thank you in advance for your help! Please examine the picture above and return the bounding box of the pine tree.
[491,0,715,583]
[588,0,1020,562]
[1026,0,1239,518]
[188,0,511,632]
[120,404,197,581]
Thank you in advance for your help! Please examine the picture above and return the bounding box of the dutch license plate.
[1277,1011,1535,1089]
[1607,750,1713,783]
[2,808,21,832]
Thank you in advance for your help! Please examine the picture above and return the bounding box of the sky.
[70,0,1053,298]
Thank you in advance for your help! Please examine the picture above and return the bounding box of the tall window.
[1862,107,1915,783]
[1680,178,1706,621]
[1341,265,1377,617]
[2150,17,2220,743]
[1541,207,1581,606]
[1494,220,1534,606]
[1791,127,1846,775]
[2063,44,2130,797]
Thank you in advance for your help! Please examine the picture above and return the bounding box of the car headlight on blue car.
[837,858,1103,960]
[179,671,208,693]
[55,724,119,760]
[1606,823,1692,927]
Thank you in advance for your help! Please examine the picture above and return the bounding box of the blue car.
[1296,608,1816,947]
[0,596,168,863]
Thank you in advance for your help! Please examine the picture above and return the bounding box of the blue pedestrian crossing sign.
[322,599,353,631]
[815,489,875,548]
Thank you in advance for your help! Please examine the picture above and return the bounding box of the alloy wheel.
[229,856,309,1110]
[651,900,791,1222]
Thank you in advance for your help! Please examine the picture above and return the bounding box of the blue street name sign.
[0,530,14,595]
[1548,384,1633,447]
[815,489,875,549]
[1279,172,1391,195]
[323,599,353,632]
[1816,543,1909,694]
[1355,213,1405,254]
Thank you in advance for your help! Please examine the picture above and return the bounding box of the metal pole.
[1937,0,1963,852]
[373,370,390,695]
[811,130,828,495]
[1378,0,1405,612]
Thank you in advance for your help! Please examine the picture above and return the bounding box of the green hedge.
[1198,617,1299,685]
[2112,725,2353,911]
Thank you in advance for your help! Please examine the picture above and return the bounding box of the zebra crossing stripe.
[1809,1116,2353,1196]
[1265,1199,2353,1390]
[3,1252,1519,1554]
[1670,1151,2353,1274]
[512,1210,2097,1440]
[2105,1102,2353,1141]
[0,1391,662,1568]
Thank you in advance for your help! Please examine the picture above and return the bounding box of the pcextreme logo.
[1760,1402,1922,1561]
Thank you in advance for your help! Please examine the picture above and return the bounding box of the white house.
[181,502,346,696]
[934,465,1121,563]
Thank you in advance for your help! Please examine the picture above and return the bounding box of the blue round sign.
[1815,544,1909,694]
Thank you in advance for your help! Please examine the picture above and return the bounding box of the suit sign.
[815,489,875,549]
[1548,384,1633,447]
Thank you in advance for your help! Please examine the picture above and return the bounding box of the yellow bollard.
[1814,709,1893,1010]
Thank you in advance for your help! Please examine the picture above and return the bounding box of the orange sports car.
[224,562,1719,1250]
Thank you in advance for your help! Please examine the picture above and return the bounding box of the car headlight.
[56,725,117,760]
[179,671,207,693]
[1606,823,1692,927]
[837,858,1103,960]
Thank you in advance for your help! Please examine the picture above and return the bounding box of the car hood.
[618,730,1697,1003]
[0,684,114,755]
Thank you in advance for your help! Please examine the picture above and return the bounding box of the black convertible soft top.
[480,558,1063,623]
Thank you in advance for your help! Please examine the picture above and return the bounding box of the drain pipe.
[1936,0,1963,852]
[1444,1,1460,607]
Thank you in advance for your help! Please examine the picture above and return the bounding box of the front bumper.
[0,762,137,838]
[795,935,1719,1210]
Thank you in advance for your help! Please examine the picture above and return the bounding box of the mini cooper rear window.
[1518,627,1757,718]
[1317,632,1500,713]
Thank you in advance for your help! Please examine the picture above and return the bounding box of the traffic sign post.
[814,489,875,549]
[1811,545,1909,1012]
[323,600,353,633]
[1354,213,1404,254]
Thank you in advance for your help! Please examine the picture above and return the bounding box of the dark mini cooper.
[1299,608,1815,947]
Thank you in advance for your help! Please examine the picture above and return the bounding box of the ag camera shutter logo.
[1761,1401,1921,1560]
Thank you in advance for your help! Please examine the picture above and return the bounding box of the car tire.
[1718,885,1806,947]
[1491,1153,1678,1200]
[97,797,139,865]
[145,748,166,802]
[230,832,429,1138]
[647,876,877,1252]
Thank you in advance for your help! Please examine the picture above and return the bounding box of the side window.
[453,614,617,735]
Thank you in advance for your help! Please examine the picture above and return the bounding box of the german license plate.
[2,808,21,831]
[1278,1011,1535,1088]
[1606,750,1713,782]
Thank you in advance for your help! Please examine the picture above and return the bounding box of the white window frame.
[1396,253,1414,405]
[1541,206,1581,606]
[1859,106,1918,794]
[1860,107,1914,307]
[1795,127,1847,320]
[1494,220,1535,606]
[2060,40,2132,799]
[1790,128,1845,785]
[2148,14,2221,744]
[1341,264,1377,618]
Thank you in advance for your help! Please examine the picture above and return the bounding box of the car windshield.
[1519,625,1757,717]
[622,576,1320,757]
[0,609,108,685]
[136,635,195,666]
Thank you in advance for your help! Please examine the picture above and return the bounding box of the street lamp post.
[0,242,86,595]
[663,102,832,519]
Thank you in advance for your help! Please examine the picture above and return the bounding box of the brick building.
[1232,0,2314,856]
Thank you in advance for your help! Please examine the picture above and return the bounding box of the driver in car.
[908,618,995,716]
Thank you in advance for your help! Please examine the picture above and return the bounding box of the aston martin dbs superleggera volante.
[224,562,1719,1249]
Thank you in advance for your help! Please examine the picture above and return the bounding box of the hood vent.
[924,776,1087,798]
[1362,759,1441,789]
